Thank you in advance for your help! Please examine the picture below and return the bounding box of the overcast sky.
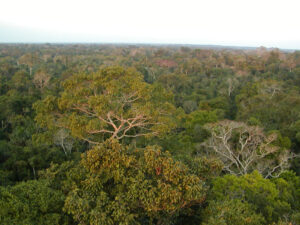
[1,0,300,49]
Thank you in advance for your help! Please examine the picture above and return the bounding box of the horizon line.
[0,42,298,51]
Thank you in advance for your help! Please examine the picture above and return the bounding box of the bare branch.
[204,120,295,177]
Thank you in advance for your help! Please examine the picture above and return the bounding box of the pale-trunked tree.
[203,120,297,178]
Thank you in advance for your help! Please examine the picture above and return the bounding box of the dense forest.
[0,44,299,225]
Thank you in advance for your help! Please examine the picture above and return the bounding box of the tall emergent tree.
[34,66,176,144]
[203,120,296,178]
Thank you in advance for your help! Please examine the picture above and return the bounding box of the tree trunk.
[61,140,68,156]
[32,166,36,179]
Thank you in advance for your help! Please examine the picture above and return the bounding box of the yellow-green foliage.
[34,66,176,144]
[64,140,206,224]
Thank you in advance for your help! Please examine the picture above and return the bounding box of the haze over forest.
[1,0,300,49]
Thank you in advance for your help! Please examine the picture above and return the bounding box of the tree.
[53,129,74,156]
[184,110,218,143]
[203,120,296,178]
[0,180,69,225]
[33,70,51,90]
[63,140,206,225]
[183,100,197,114]
[218,77,239,97]
[19,53,40,76]
[10,70,33,92]
[235,80,300,132]
[34,66,176,144]
[257,80,282,99]
[201,199,265,225]
[209,172,295,224]
[273,171,300,224]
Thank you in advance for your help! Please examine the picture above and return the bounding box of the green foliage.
[64,140,206,224]
[1,44,300,225]
[201,199,265,225]
[0,180,69,225]
[247,117,261,126]
[199,97,230,118]
[184,110,218,143]
[209,171,293,224]
[275,171,300,214]
[236,80,300,136]
[184,156,223,182]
